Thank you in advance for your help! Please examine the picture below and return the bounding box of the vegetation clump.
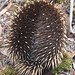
[58,0,65,3]
[0,66,17,75]
[52,53,72,75]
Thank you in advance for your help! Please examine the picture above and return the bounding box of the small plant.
[0,66,17,75]
[52,53,72,75]
[0,43,2,46]
[57,0,65,3]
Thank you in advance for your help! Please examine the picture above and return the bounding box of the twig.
[0,0,8,10]
[70,0,74,33]
[0,0,13,16]
[0,25,2,36]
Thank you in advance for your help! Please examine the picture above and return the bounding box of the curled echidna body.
[8,1,67,75]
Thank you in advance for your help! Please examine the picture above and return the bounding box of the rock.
[0,25,2,36]
[6,12,10,16]
[1,50,7,56]
[72,62,75,69]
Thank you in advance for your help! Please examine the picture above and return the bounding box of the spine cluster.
[8,1,67,75]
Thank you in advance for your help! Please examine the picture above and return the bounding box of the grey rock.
[72,62,75,69]
[0,62,2,65]
[62,71,70,75]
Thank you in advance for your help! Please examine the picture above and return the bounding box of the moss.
[54,0,65,4]
[52,53,72,75]
[0,43,2,46]
[0,60,3,63]
[0,66,17,75]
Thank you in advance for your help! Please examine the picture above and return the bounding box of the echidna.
[8,1,68,75]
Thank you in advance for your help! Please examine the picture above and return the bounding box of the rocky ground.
[0,1,75,75]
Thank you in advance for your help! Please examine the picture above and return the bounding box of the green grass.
[0,53,72,75]
[0,43,2,46]
[0,66,17,75]
[57,0,65,3]
[52,53,72,75]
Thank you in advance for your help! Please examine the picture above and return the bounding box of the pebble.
[6,12,10,16]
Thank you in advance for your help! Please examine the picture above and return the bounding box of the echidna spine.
[8,1,67,75]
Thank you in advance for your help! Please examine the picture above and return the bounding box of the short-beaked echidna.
[8,1,67,75]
